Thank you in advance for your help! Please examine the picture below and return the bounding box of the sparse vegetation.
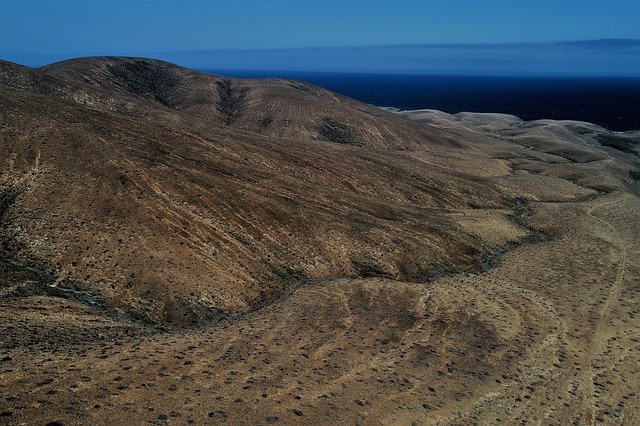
[317,116,360,144]
[596,132,640,155]
[106,59,179,107]
[1,57,639,425]
[215,78,247,125]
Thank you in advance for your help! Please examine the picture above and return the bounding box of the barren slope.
[1,58,640,425]
[1,58,507,326]
[42,57,454,150]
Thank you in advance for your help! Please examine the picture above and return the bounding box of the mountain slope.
[2,58,507,326]
[41,56,465,150]
[2,57,640,425]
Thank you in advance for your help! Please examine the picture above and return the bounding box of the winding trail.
[587,193,628,324]
[583,192,629,424]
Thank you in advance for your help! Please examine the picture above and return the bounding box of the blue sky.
[1,1,639,74]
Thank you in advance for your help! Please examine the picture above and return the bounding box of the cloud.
[150,39,639,76]
[4,40,639,76]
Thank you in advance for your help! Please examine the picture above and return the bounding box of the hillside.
[42,57,456,150]
[1,58,640,425]
[1,58,511,326]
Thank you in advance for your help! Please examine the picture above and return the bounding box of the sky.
[1,0,639,75]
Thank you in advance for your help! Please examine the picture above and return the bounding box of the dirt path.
[582,192,630,424]
[587,193,628,324]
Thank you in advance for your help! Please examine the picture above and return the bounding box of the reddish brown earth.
[1,58,639,425]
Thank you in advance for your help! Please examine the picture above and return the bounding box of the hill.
[1,57,640,425]
[2,57,509,326]
[42,56,457,150]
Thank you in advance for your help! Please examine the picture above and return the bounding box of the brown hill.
[41,56,469,150]
[1,58,507,326]
[2,58,640,425]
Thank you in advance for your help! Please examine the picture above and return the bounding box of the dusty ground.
[1,59,640,425]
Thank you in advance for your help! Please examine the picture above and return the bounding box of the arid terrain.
[1,57,639,425]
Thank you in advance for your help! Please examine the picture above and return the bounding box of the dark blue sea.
[206,70,640,131]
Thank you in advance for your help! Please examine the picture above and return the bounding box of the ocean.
[205,71,640,131]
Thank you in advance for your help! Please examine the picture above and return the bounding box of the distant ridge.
[40,56,445,149]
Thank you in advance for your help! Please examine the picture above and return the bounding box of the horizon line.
[3,38,639,57]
